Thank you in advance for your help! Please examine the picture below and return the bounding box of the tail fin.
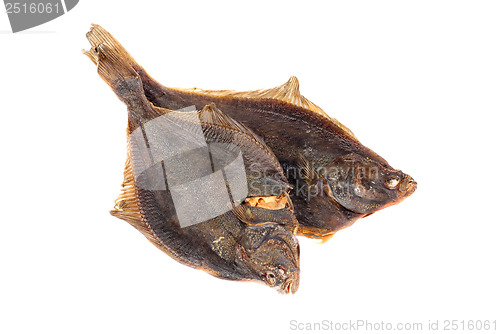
[83,24,157,121]
[83,24,140,87]
[84,41,142,101]
[83,24,141,71]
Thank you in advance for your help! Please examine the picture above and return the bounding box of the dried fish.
[85,24,416,241]
[84,39,300,293]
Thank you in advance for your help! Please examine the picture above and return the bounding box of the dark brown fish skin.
[85,24,416,240]
[84,38,300,293]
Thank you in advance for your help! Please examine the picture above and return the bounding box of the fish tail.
[83,24,140,71]
[83,24,165,124]
[83,24,139,88]
[84,41,142,99]
[84,26,156,117]
[83,24,172,111]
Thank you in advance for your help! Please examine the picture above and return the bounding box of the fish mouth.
[399,175,417,197]
[279,273,300,294]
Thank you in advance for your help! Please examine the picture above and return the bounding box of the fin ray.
[110,150,165,250]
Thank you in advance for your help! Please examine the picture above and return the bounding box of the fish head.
[326,153,417,215]
[235,224,300,294]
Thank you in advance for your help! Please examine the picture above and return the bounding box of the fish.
[83,39,300,293]
[84,24,416,242]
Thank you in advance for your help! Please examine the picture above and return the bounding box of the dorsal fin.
[109,149,165,251]
[174,76,358,141]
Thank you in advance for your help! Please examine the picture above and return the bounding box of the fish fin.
[84,24,141,71]
[175,77,358,140]
[85,26,164,123]
[317,233,336,244]
[251,76,332,119]
[82,48,98,65]
[297,225,332,239]
[109,151,164,250]
[84,24,144,94]
[297,154,318,185]
[176,76,325,114]
[90,43,139,88]
[88,42,163,124]
[232,205,257,225]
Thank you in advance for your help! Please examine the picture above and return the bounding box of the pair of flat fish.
[84,24,416,294]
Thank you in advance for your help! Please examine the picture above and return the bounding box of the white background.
[1,1,499,333]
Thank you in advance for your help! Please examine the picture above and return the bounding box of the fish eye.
[385,177,400,189]
[265,272,277,285]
